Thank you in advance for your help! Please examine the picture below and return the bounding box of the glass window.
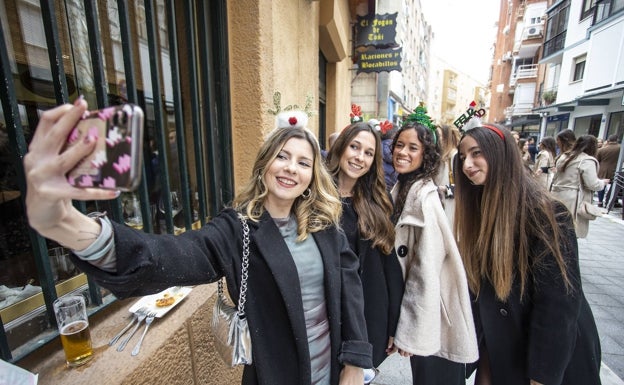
[574,114,602,136]
[606,111,624,142]
[572,55,586,82]
[581,0,598,19]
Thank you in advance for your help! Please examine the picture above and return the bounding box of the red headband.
[482,124,505,141]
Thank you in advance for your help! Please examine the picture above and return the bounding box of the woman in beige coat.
[533,136,556,190]
[550,135,610,238]
[389,109,478,385]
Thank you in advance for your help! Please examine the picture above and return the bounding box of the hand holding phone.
[65,104,144,191]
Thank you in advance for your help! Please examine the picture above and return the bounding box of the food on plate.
[155,293,175,307]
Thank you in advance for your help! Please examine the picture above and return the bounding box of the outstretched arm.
[24,98,118,250]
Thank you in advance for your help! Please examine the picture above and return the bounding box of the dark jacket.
[340,198,404,367]
[471,204,601,385]
[382,138,397,193]
[71,208,372,385]
[596,142,620,179]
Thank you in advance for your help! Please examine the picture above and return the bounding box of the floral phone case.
[66,104,144,191]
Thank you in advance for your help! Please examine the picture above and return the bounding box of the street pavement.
[372,206,624,385]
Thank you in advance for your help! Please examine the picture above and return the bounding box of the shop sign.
[357,48,402,74]
[355,13,398,48]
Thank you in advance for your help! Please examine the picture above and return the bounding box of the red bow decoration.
[379,120,393,135]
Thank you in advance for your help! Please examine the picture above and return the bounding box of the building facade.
[489,0,624,143]
[489,0,548,136]
[351,0,432,124]
[427,56,489,126]
[536,0,624,142]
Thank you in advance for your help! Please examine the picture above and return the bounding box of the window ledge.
[17,283,242,385]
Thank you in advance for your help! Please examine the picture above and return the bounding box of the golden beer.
[54,295,93,368]
[60,320,93,367]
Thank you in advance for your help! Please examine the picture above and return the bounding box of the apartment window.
[581,0,598,19]
[529,16,542,24]
[593,0,624,25]
[544,0,569,57]
[572,55,586,82]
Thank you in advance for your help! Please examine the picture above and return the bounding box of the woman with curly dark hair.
[389,110,478,385]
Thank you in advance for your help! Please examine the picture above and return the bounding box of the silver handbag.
[211,214,253,366]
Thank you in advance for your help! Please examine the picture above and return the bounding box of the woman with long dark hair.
[325,121,403,372]
[455,123,601,385]
[550,135,610,238]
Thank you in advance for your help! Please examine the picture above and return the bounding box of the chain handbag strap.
[217,214,250,316]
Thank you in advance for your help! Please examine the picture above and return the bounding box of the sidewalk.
[372,207,624,385]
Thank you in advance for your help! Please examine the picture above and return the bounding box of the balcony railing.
[505,104,535,117]
[510,64,538,87]
[543,31,567,57]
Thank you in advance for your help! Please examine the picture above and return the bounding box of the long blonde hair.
[232,125,342,241]
[437,124,460,161]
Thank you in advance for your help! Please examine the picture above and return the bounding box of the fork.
[131,312,156,356]
[117,310,147,352]
[109,306,147,346]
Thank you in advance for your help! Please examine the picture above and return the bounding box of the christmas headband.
[348,104,393,135]
[403,103,437,144]
[454,101,504,141]
[275,110,309,130]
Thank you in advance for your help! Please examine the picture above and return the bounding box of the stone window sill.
[17,283,242,385]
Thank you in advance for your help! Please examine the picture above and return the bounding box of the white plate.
[128,286,193,318]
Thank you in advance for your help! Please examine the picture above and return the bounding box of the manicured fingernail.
[113,190,121,198]
[73,95,84,106]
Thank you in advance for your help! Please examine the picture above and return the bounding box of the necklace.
[338,189,353,197]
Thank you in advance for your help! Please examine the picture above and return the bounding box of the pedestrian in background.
[325,121,404,371]
[455,123,602,385]
[596,134,621,207]
[389,106,478,385]
[518,138,532,166]
[528,136,539,163]
[533,136,556,190]
[23,99,372,385]
[380,121,399,193]
[551,135,609,238]
[555,129,576,160]
[434,124,460,225]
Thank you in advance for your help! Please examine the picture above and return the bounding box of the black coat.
[71,208,372,385]
[340,198,404,367]
[471,205,601,385]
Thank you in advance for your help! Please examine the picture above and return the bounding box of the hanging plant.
[542,90,557,104]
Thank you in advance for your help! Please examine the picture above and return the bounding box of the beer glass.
[53,295,93,367]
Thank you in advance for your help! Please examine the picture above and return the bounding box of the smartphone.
[65,104,144,191]
[540,166,550,174]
